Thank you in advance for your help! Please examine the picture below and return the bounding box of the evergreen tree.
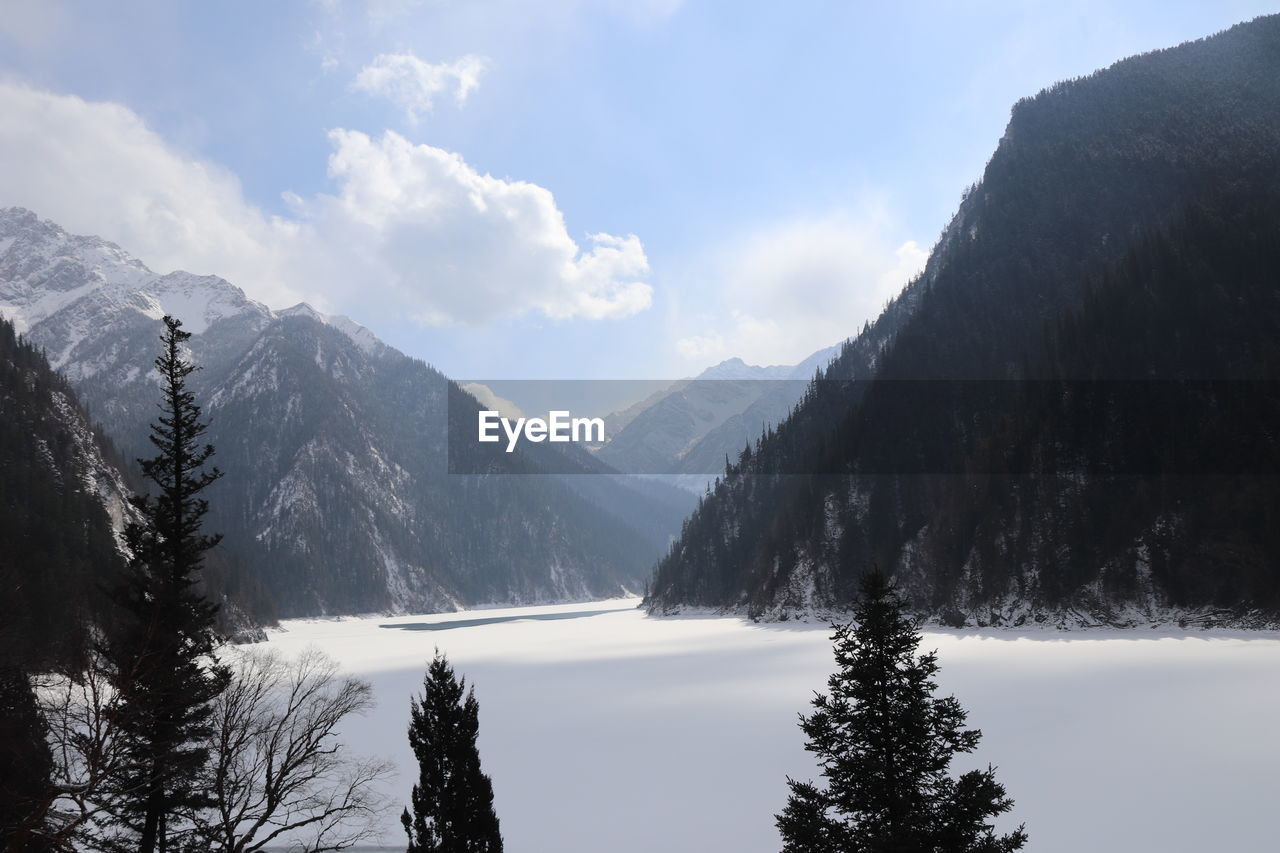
[402,651,503,853]
[777,570,1026,853]
[100,316,230,853]
[0,665,54,852]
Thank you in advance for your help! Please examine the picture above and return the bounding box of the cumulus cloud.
[0,81,309,307]
[351,53,488,122]
[0,82,650,328]
[676,216,927,368]
[300,128,651,324]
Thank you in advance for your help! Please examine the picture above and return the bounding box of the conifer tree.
[777,570,1026,853]
[0,665,54,852]
[101,316,229,853]
[402,651,503,853]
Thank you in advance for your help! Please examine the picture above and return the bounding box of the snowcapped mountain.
[0,207,691,618]
[276,302,388,356]
[0,206,379,378]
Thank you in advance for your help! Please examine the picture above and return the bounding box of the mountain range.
[6,17,1279,634]
[0,207,694,619]
[592,345,840,491]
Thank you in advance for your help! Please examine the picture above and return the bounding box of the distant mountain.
[0,208,693,618]
[697,347,839,381]
[647,16,1280,627]
[595,344,841,490]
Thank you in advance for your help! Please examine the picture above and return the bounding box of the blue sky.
[1,1,1274,378]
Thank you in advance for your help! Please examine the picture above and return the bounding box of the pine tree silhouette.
[403,651,503,853]
[778,570,1027,852]
[100,316,229,853]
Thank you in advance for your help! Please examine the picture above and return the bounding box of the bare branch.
[187,646,395,853]
[33,642,145,851]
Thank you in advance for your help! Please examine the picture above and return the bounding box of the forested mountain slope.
[0,315,129,668]
[647,17,1280,626]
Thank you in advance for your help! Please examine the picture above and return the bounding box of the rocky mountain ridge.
[0,207,691,619]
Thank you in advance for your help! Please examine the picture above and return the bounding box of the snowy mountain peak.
[279,301,326,322]
[0,207,155,334]
[279,302,386,355]
[0,208,272,338]
[0,209,390,362]
[144,272,267,335]
[0,206,151,278]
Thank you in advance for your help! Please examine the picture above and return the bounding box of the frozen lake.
[258,599,1280,852]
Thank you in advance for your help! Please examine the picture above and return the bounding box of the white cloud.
[352,53,488,122]
[300,128,651,324]
[676,216,927,368]
[0,82,650,328]
[675,330,725,362]
[0,80,309,307]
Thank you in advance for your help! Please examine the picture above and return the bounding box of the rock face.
[1,208,691,618]
[646,16,1280,627]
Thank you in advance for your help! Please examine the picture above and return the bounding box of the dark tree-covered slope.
[0,315,127,669]
[648,17,1280,626]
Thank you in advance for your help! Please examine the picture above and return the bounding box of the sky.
[0,0,1274,379]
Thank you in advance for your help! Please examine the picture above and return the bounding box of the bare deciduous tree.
[34,645,393,853]
[32,646,136,852]
[190,647,394,853]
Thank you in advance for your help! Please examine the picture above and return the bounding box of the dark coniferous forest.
[0,316,125,671]
[647,17,1280,625]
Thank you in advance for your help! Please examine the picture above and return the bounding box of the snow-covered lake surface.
[258,599,1280,853]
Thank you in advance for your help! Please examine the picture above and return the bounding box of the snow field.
[259,600,1280,853]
